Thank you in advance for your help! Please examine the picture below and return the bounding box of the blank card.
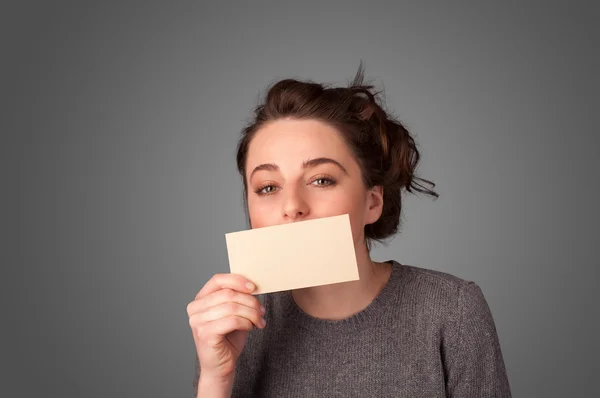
[225,214,359,294]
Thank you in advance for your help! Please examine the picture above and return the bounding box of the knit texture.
[193,261,511,397]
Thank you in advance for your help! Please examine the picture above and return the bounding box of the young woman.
[187,68,511,397]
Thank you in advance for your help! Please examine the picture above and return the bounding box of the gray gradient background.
[3,1,599,397]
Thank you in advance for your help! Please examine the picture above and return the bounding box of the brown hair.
[236,65,439,246]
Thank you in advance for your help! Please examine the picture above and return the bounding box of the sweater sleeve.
[444,282,512,397]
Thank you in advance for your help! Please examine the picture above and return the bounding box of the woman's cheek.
[348,214,365,244]
[310,193,361,238]
[248,199,279,229]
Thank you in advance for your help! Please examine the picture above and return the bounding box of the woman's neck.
[291,241,392,320]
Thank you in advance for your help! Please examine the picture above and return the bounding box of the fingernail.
[260,306,266,314]
[261,318,266,327]
[245,282,255,291]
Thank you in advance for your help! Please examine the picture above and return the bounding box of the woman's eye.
[257,185,278,195]
[311,178,335,186]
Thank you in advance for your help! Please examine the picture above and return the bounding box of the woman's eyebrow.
[302,157,348,175]
[250,163,279,180]
[250,157,349,180]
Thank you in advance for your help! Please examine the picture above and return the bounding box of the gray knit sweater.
[193,261,511,397]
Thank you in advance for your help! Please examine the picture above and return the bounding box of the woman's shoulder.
[394,261,475,290]
[390,261,491,317]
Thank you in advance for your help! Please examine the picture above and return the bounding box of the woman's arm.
[193,354,233,398]
[443,282,512,397]
[196,374,233,398]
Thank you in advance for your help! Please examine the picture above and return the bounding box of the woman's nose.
[282,188,309,221]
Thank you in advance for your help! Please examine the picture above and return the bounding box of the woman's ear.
[364,185,384,225]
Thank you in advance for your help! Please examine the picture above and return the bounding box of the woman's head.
[236,67,438,248]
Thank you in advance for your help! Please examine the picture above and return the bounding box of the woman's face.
[245,118,383,245]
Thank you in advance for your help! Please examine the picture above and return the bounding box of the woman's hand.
[187,273,266,382]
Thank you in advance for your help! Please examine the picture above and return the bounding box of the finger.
[195,273,256,300]
[203,315,255,338]
[190,288,264,316]
[197,301,265,329]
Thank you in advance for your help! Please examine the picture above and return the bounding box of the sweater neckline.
[280,260,404,333]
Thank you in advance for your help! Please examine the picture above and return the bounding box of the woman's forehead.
[247,119,352,165]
